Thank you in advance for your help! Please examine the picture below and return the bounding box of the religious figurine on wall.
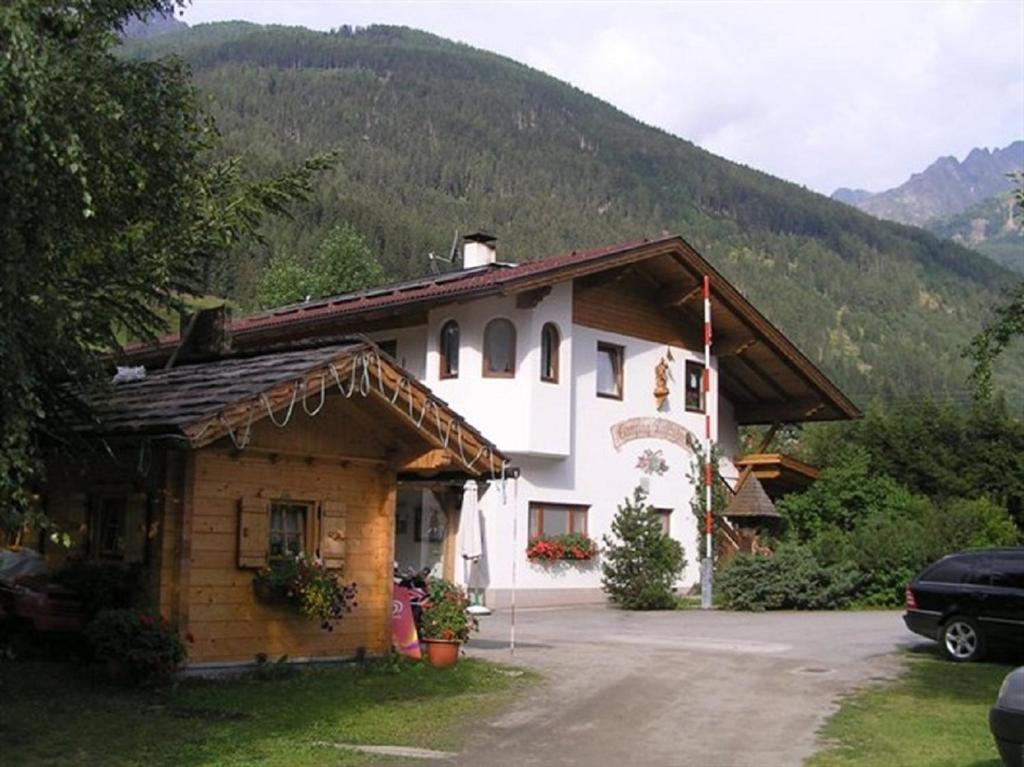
[654,355,670,409]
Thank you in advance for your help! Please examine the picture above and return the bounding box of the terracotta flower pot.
[422,638,461,668]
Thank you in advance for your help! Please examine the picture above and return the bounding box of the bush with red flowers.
[526,532,598,562]
[419,578,477,642]
[85,609,187,684]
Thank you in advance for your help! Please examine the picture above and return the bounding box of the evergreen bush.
[718,545,861,611]
[601,487,686,610]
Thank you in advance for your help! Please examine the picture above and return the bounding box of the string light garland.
[189,349,508,483]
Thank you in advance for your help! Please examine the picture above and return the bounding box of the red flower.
[186,632,196,644]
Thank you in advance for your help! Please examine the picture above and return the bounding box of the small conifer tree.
[601,487,686,610]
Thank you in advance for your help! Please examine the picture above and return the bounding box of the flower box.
[526,533,598,562]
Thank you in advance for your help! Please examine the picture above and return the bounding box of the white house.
[127,234,859,607]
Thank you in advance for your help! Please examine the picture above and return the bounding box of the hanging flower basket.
[526,533,598,562]
[252,555,358,631]
[252,577,295,607]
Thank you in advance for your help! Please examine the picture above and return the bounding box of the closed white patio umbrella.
[460,480,490,615]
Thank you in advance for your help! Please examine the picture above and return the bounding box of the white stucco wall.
[367,284,740,606]
[463,318,729,603]
[421,286,572,456]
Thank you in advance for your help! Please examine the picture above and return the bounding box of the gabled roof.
[84,340,507,478]
[122,235,860,424]
[724,476,780,519]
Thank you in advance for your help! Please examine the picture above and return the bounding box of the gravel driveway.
[435,606,919,767]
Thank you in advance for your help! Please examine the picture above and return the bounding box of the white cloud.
[181,0,1024,194]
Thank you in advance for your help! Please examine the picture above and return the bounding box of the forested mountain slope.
[125,23,1023,402]
[926,193,1023,275]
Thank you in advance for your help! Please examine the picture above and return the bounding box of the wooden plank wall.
[573,274,700,349]
[184,402,398,665]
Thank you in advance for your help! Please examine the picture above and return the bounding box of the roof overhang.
[84,342,509,479]
[119,235,859,424]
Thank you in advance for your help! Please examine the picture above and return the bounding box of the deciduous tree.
[0,0,334,533]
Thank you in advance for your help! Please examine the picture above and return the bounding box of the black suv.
[904,548,1024,662]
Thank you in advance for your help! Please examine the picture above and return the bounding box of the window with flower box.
[237,498,347,570]
[269,502,310,560]
[529,502,588,537]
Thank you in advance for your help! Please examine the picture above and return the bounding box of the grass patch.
[0,657,536,766]
[808,651,1014,767]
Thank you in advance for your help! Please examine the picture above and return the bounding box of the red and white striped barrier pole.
[701,275,715,609]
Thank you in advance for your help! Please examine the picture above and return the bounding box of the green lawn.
[809,651,1015,767]
[0,657,535,766]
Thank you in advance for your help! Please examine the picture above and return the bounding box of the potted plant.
[253,554,358,631]
[418,578,477,668]
[85,609,187,685]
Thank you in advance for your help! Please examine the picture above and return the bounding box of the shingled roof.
[80,340,508,477]
[723,476,780,519]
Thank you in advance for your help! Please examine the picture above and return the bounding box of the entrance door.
[394,487,456,579]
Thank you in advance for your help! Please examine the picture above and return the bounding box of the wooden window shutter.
[237,497,269,569]
[319,501,347,569]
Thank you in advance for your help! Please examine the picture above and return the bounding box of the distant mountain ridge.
[120,10,187,40]
[832,141,1023,227]
[123,23,1023,400]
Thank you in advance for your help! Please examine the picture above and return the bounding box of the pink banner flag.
[392,584,422,659]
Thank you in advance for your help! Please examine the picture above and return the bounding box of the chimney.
[171,305,232,365]
[462,231,497,268]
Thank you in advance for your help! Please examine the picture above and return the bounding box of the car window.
[989,555,1024,590]
[921,557,977,584]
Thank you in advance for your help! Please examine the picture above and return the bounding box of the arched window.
[439,320,460,378]
[483,318,516,377]
[540,323,559,383]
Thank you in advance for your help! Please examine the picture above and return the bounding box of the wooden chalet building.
[41,341,506,667]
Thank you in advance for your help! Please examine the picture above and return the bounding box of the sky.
[179,1,1024,195]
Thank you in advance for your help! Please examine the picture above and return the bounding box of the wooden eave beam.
[726,353,792,401]
[662,283,703,308]
[514,286,552,309]
[717,337,759,358]
[396,448,463,474]
[735,398,830,425]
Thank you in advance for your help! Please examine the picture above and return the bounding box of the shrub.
[718,544,861,611]
[777,447,920,540]
[602,487,686,610]
[921,496,1020,555]
[85,609,186,684]
[419,579,477,642]
[53,561,145,620]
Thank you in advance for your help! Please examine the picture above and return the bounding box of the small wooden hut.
[722,476,781,557]
[40,340,507,667]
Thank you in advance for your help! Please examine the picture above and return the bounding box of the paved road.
[434,607,922,767]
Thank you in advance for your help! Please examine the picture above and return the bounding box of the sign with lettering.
[610,417,696,452]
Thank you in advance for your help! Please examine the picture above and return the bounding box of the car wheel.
[940,616,986,662]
